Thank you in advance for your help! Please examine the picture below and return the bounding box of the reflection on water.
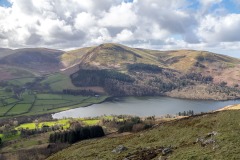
[52,97,240,119]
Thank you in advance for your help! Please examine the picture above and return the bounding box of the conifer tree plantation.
[49,126,105,144]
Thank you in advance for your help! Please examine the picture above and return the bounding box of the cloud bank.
[0,0,240,57]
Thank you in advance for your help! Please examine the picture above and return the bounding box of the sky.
[0,0,240,58]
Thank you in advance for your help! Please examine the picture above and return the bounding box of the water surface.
[52,97,240,119]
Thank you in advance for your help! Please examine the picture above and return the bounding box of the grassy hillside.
[1,44,239,89]
[62,43,240,71]
[0,65,37,80]
[41,73,80,92]
[48,109,240,160]
[0,44,239,100]
[61,47,94,68]
[0,48,14,58]
[62,43,240,87]
[0,48,63,74]
[1,44,239,85]
[62,43,162,71]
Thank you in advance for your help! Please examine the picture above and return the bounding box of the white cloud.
[0,0,239,57]
[90,28,112,44]
[98,3,137,27]
[115,29,133,42]
[198,14,240,42]
[74,12,96,30]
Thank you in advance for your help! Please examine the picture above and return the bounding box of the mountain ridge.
[0,48,64,78]
[62,43,240,69]
[0,43,239,100]
[61,43,240,87]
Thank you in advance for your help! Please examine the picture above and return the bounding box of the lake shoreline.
[216,104,240,111]
[105,95,240,102]
[52,96,240,119]
[1,95,239,123]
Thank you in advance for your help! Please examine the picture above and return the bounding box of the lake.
[52,97,240,119]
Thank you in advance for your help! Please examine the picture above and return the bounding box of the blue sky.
[0,0,240,58]
[0,0,11,7]
[222,0,240,13]
[184,0,240,14]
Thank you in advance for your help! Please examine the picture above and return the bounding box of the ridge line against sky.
[0,0,240,58]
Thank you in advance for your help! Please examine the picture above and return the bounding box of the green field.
[31,96,107,114]
[37,94,63,100]
[0,90,12,99]
[21,94,35,103]
[0,73,108,118]
[15,119,71,130]
[0,90,108,118]
[82,119,100,125]
[4,98,19,104]
[8,77,35,86]
[35,99,71,106]
[7,104,32,115]
[62,95,89,101]
[0,104,15,116]
[41,73,80,92]
[14,118,101,131]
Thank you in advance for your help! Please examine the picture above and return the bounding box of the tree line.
[178,110,194,116]
[70,69,134,87]
[63,89,98,96]
[49,125,105,144]
[127,63,162,73]
[182,73,213,83]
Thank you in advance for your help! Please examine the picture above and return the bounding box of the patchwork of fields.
[0,92,107,117]
[0,76,108,118]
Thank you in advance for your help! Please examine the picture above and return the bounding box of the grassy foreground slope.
[48,109,240,160]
